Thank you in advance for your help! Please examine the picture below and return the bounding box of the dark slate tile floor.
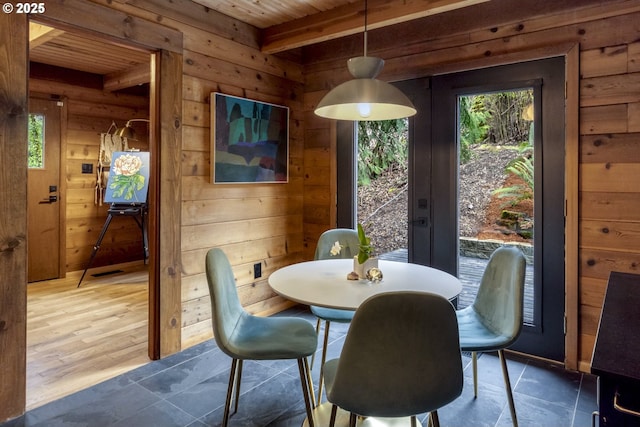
[2,306,598,427]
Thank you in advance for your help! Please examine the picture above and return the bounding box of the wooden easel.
[77,203,148,287]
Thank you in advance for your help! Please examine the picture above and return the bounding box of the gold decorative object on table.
[366,267,383,282]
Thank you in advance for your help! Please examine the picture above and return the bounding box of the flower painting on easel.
[104,151,150,204]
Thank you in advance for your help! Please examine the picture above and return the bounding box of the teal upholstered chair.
[323,292,463,427]
[311,228,360,402]
[205,248,318,427]
[456,245,526,427]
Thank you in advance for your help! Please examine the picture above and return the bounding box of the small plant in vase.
[329,224,382,281]
[352,223,381,281]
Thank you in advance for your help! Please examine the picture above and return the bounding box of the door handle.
[412,217,429,227]
[39,195,58,204]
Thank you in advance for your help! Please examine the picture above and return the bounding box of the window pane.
[28,114,45,169]
[457,89,535,325]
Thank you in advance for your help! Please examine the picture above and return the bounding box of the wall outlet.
[81,163,93,174]
[254,263,262,279]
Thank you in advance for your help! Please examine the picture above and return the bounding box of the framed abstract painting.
[211,92,289,184]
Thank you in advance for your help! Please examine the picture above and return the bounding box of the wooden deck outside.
[380,248,535,324]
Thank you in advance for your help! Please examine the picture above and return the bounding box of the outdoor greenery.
[483,91,533,144]
[356,89,535,210]
[493,142,534,205]
[459,95,488,163]
[28,114,44,168]
[458,90,533,162]
[356,90,532,170]
[459,90,535,206]
[357,119,408,185]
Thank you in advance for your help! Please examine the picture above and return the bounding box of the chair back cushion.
[473,245,527,342]
[325,291,463,417]
[314,228,360,260]
[205,248,247,358]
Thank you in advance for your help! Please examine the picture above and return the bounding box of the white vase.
[353,256,378,279]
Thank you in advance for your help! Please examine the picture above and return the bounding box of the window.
[28,113,45,168]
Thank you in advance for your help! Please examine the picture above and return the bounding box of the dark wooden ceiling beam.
[301,0,632,66]
[261,0,489,54]
[104,62,151,92]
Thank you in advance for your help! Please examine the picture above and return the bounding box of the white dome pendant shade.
[314,0,416,121]
[314,56,417,121]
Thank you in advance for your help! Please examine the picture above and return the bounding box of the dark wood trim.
[29,63,103,89]
[0,12,28,422]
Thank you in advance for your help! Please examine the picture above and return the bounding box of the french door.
[337,57,565,361]
[405,58,565,361]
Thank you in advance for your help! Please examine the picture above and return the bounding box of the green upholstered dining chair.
[456,245,526,427]
[205,248,318,427]
[323,291,463,427]
[311,228,360,403]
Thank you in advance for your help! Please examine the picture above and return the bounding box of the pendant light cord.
[363,0,368,57]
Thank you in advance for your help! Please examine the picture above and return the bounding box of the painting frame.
[211,92,289,184]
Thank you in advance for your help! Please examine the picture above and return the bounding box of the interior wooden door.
[27,97,62,282]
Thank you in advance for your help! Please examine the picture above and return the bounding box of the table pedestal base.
[303,403,423,427]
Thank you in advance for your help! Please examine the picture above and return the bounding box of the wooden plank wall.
[98,0,311,347]
[29,75,150,273]
[178,30,307,347]
[302,0,640,372]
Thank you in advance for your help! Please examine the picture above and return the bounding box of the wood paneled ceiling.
[28,0,485,90]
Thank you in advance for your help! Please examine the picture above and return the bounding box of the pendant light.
[314,0,416,121]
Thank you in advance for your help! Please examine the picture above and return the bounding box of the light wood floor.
[26,262,150,410]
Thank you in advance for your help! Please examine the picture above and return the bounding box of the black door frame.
[429,57,566,361]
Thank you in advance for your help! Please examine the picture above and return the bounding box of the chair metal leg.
[223,359,240,427]
[317,320,331,403]
[310,318,322,369]
[233,360,243,415]
[349,413,357,427]
[430,411,440,427]
[472,351,478,398]
[298,358,315,427]
[329,404,338,427]
[498,350,518,427]
[304,356,317,409]
[410,415,418,427]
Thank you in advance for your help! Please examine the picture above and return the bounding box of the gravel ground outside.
[356,145,525,256]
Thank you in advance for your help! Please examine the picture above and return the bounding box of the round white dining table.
[269,258,462,427]
[268,258,462,310]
